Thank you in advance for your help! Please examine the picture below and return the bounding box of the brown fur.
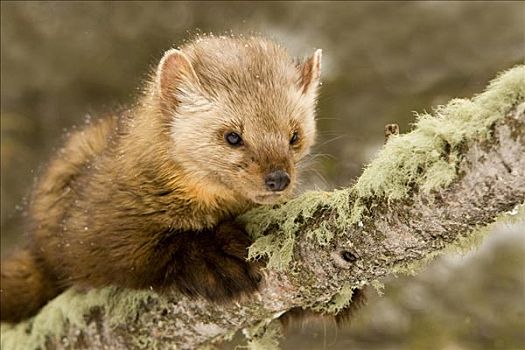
[0,35,323,323]
[279,288,367,330]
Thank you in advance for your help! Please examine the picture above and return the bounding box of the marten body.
[1,36,323,322]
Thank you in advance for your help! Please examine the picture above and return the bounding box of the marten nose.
[265,170,290,192]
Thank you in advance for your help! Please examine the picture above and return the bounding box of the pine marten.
[0,35,323,323]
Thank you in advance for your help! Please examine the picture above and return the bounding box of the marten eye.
[290,131,299,145]
[225,132,244,146]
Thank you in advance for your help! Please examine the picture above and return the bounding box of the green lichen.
[0,287,158,350]
[352,65,525,218]
[242,188,355,270]
[370,279,385,296]
[241,191,333,270]
[241,319,282,350]
[244,65,525,272]
[306,220,334,246]
[315,283,355,315]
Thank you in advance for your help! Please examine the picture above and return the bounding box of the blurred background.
[1,1,524,349]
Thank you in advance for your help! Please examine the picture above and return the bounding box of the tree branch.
[1,66,524,350]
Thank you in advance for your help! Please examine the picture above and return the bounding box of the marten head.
[153,36,321,205]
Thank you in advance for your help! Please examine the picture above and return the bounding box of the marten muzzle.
[264,170,290,192]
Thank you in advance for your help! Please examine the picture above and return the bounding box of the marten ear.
[297,49,322,95]
[156,49,200,105]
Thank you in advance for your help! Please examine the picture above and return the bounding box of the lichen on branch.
[244,65,525,271]
[1,65,524,350]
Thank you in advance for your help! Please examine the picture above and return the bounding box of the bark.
[1,66,524,350]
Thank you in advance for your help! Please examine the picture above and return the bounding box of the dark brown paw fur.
[280,288,367,328]
[171,221,262,302]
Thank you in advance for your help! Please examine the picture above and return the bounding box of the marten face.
[157,37,321,205]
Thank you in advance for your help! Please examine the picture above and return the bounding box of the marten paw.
[174,221,262,302]
[279,288,368,328]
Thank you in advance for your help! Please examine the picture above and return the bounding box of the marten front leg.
[163,221,263,301]
[66,220,262,302]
